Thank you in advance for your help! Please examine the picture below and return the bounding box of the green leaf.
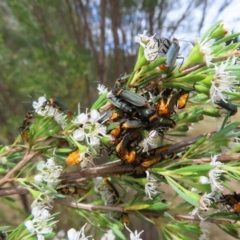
[145,202,169,211]
[173,74,205,83]
[125,203,150,211]
[213,32,240,46]
[91,92,108,110]
[166,176,200,206]
[171,165,213,174]
[111,226,126,240]
[183,135,206,158]
[140,57,166,74]
[217,223,240,239]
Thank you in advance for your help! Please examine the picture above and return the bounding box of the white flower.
[199,220,210,240]
[25,208,57,239]
[135,30,149,45]
[31,192,54,210]
[33,96,47,113]
[208,155,225,191]
[34,158,63,187]
[100,229,116,240]
[72,112,88,125]
[32,207,50,218]
[145,171,159,199]
[54,112,67,129]
[191,187,197,192]
[72,109,107,146]
[142,130,161,153]
[125,225,144,240]
[199,176,210,184]
[97,84,108,95]
[33,96,55,117]
[0,157,7,164]
[199,39,213,66]
[209,167,225,191]
[199,192,215,211]
[67,224,92,240]
[73,128,85,142]
[52,230,66,240]
[190,192,215,220]
[80,148,96,168]
[210,154,222,166]
[210,58,238,103]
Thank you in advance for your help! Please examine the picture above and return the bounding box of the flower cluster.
[34,158,63,187]
[25,207,57,240]
[25,159,62,239]
[25,191,57,239]
[144,171,160,199]
[72,109,107,146]
[67,109,108,168]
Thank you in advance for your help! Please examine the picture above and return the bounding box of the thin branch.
[197,0,208,33]
[109,0,121,77]
[170,1,194,37]
[192,153,240,164]
[56,198,125,212]
[0,186,29,197]
[182,51,240,74]
[77,0,99,74]
[0,146,24,158]
[0,138,55,186]
[174,214,232,224]
[156,0,166,30]
[99,0,106,84]
[65,0,82,48]
[56,199,233,224]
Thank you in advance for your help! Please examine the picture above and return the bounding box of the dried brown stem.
[182,52,240,74]
[55,199,232,224]
[192,153,240,164]
[0,186,29,197]
[174,214,232,224]
[55,199,125,212]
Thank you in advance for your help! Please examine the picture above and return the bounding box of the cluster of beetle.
[101,76,189,168]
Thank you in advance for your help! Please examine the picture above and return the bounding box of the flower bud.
[203,108,221,117]
[194,83,210,95]
[209,21,232,39]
